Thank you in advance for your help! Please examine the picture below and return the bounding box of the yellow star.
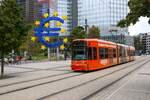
[41,45,46,50]
[63,38,68,43]
[43,13,49,18]
[44,23,49,28]
[62,16,68,21]
[61,28,66,33]
[56,21,62,27]
[44,36,49,42]
[31,36,36,42]
[35,21,40,26]
[53,11,58,17]
[60,45,65,50]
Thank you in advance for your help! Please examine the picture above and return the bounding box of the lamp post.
[47,0,52,61]
[85,19,89,38]
[38,0,60,61]
[47,0,59,61]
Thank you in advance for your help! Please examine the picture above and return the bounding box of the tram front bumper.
[71,64,88,71]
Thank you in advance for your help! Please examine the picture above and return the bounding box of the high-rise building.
[17,0,129,39]
[140,33,150,54]
[40,0,73,35]
[78,0,128,36]
[57,0,73,33]
[100,34,134,46]
[26,0,42,22]
[17,0,42,22]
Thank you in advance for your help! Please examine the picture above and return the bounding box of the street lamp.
[85,19,89,38]
[38,0,57,61]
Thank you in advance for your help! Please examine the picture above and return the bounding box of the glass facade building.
[17,0,129,37]
[57,0,73,33]
[78,0,128,35]
[17,0,43,22]
[40,0,73,35]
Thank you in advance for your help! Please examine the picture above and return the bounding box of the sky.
[128,17,150,36]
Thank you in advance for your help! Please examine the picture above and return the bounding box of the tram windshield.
[72,41,87,60]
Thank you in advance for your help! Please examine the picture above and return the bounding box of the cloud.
[129,17,150,36]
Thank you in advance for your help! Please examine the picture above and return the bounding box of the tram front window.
[72,41,87,60]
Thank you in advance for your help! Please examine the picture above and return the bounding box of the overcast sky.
[128,17,150,36]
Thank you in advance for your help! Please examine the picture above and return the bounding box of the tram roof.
[74,39,116,45]
[73,39,135,48]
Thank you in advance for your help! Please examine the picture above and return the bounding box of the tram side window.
[120,50,122,57]
[120,47,123,57]
[93,47,97,60]
[131,50,134,56]
[131,50,132,56]
[88,47,92,60]
[127,50,129,56]
[113,49,116,57]
[130,50,132,56]
[99,48,105,59]
[129,50,131,56]
[105,48,108,58]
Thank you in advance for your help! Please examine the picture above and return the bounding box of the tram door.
[87,47,98,70]
[120,46,124,63]
[109,48,113,64]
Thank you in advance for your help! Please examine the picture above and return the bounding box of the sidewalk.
[0,60,71,76]
[105,57,150,100]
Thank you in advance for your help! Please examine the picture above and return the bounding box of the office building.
[17,0,42,22]
[140,33,150,54]
[17,0,129,39]
[78,0,128,37]
[100,33,134,46]
[56,0,73,33]
[40,0,73,35]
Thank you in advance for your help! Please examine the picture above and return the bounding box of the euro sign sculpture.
[32,11,68,50]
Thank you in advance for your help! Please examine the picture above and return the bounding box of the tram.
[71,39,135,71]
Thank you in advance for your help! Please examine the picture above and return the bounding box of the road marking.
[104,59,150,100]
[123,89,150,94]
[104,77,131,100]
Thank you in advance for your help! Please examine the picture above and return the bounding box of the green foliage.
[70,26,86,39]
[117,0,150,27]
[0,0,30,76]
[19,28,42,57]
[88,25,100,39]
[0,0,30,54]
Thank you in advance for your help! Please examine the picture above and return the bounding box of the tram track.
[82,59,150,100]
[6,65,69,71]
[0,71,72,88]
[0,72,85,96]
[5,65,69,76]
[37,57,149,100]
[0,57,146,97]
[6,66,43,70]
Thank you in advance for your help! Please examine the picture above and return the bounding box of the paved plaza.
[0,56,149,100]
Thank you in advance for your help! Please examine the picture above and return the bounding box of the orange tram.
[71,39,135,71]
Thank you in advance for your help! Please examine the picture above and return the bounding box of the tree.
[70,26,86,39]
[88,25,100,39]
[19,28,42,58]
[0,0,30,77]
[117,0,150,27]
